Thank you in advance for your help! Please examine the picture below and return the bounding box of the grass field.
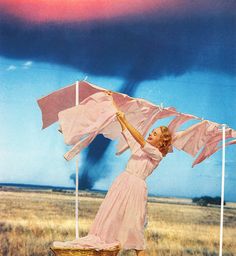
[0,187,235,256]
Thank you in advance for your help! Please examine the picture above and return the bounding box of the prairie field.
[0,187,235,256]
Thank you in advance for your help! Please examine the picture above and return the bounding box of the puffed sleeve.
[141,142,163,161]
[121,128,141,154]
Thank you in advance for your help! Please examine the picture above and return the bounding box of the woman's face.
[147,127,162,146]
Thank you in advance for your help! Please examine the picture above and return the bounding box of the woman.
[110,111,172,255]
[53,108,172,256]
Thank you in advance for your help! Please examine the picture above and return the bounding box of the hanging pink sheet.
[37,80,122,129]
[192,127,236,167]
[37,80,236,166]
[172,120,222,157]
[58,91,180,160]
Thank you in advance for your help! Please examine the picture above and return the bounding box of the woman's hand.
[105,90,113,96]
[116,111,125,119]
[116,111,126,131]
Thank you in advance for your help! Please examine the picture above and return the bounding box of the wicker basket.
[50,244,121,256]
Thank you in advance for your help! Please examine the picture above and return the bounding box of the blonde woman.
[86,110,172,255]
[54,108,172,255]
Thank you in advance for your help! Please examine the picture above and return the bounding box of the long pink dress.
[53,128,163,250]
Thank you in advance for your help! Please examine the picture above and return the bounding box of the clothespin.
[218,123,225,132]
[160,102,164,110]
[197,116,204,121]
[220,123,228,129]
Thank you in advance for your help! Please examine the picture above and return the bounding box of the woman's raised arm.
[116,111,146,148]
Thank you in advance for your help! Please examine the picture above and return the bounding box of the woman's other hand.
[116,111,125,119]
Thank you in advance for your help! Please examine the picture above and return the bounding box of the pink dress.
[53,128,163,250]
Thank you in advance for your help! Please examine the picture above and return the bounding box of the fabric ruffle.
[52,234,120,250]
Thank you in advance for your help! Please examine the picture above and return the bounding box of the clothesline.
[79,76,227,132]
[37,79,236,167]
[81,77,226,128]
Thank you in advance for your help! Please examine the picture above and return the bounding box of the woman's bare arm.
[116,114,126,131]
[116,111,146,147]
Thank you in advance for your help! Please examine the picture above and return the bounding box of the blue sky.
[0,56,236,201]
[0,1,235,201]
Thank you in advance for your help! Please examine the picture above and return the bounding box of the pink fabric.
[192,128,235,167]
[58,90,179,160]
[224,139,236,147]
[38,80,236,165]
[63,106,177,161]
[232,130,236,138]
[37,83,75,129]
[58,92,117,145]
[168,113,199,134]
[53,235,120,250]
[37,80,136,129]
[167,113,199,153]
[192,138,236,168]
[37,81,107,129]
[172,120,221,157]
[38,80,179,160]
[64,131,98,161]
[53,128,163,250]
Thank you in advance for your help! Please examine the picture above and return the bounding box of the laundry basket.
[50,244,121,256]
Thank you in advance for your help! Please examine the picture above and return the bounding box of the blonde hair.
[156,126,172,157]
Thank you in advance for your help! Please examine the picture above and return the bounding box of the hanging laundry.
[192,128,236,167]
[193,138,236,168]
[37,80,121,129]
[168,112,200,134]
[58,92,117,145]
[172,120,222,157]
[64,131,98,161]
[37,80,236,167]
[59,91,179,160]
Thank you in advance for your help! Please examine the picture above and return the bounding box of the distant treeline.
[192,196,226,206]
[51,188,73,193]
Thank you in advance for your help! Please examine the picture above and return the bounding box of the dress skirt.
[53,170,148,250]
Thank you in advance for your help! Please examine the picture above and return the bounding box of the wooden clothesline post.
[75,80,79,239]
[219,123,226,256]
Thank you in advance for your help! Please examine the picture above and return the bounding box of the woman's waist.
[124,168,146,181]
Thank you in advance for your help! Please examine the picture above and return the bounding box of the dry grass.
[0,188,235,256]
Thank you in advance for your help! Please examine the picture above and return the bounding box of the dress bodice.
[121,128,163,180]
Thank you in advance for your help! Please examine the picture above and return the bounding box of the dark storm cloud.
[0,10,235,82]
